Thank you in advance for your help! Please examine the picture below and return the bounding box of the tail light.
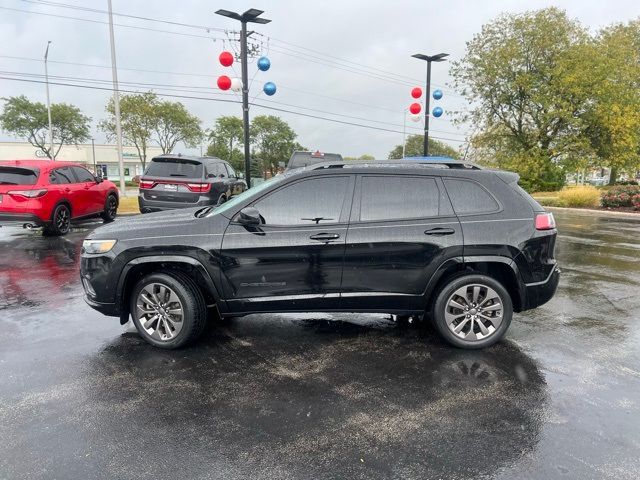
[8,189,47,198]
[535,212,556,230]
[139,180,155,189]
[187,183,211,193]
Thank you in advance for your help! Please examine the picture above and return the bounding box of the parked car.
[138,155,246,213]
[0,160,119,236]
[81,159,559,350]
[286,150,343,170]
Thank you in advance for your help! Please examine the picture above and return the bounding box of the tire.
[432,274,512,349]
[43,203,71,236]
[130,271,208,349]
[101,194,118,223]
[216,194,227,206]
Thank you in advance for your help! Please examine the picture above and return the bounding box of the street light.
[44,41,54,160]
[215,8,271,188]
[412,52,448,156]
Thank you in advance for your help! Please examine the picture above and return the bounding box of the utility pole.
[44,41,54,160]
[91,138,97,173]
[215,8,271,188]
[411,53,448,156]
[107,0,126,195]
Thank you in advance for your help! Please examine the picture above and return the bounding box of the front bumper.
[523,264,560,310]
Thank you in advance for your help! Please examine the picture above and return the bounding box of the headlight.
[82,239,117,254]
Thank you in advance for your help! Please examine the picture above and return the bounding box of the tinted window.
[208,163,227,177]
[50,167,74,184]
[288,152,343,169]
[225,164,237,178]
[0,167,38,185]
[444,178,499,214]
[254,177,349,225]
[71,166,95,183]
[145,159,203,178]
[360,176,440,221]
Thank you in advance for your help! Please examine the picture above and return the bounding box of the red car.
[0,160,119,235]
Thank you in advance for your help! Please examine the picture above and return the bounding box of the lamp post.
[411,53,448,156]
[107,0,126,195]
[44,41,54,160]
[215,8,271,189]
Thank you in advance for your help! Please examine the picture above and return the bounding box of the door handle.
[64,188,71,193]
[424,227,456,236]
[310,233,340,241]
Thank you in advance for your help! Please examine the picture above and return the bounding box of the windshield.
[0,167,39,185]
[209,174,290,216]
[145,158,203,179]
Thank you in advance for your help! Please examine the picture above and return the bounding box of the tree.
[99,92,156,169]
[451,8,588,190]
[206,116,244,170]
[388,135,460,159]
[0,95,90,159]
[250,115,298,176]
[152,100,203,154]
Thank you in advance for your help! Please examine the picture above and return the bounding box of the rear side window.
[50,167,74,184]
[360,176,440,221]
[145,159,203,178]
[0,167,38,185]
[207,163,227,177]
[443,178,499,215]
[71,166,95,183]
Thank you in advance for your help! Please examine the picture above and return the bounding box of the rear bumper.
[523,264,560,310]
[138,195,213,213]
[0,212,45,227]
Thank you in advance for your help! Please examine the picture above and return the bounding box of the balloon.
[409,102,421,114]
[433,89,443,100]
[257,56,271,71]
[217,75,231,91]
[409,114,422,122]
[219,51,234,67]
[263,81,277,96]
[230,77,242,92]
[432,106,443,117]
[411,87,422,99]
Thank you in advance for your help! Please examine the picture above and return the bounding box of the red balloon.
[217,75,231,90]
[219,51,234,67]
[409,102,422,114]
[411,87,422,99]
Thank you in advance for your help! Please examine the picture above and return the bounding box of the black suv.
[81,160,559,350]
[138,154,246,213]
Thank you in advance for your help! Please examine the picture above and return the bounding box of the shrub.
[601,185,640,208]
[632,194,640,210]
[557,186,600,208]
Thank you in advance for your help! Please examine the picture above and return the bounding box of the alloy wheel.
[56,207,70,232]
[136,283,184,342]
[444,283,504,341]
[107,196,117,217]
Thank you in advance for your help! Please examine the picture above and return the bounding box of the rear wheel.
[130,271,207,349]
[432,274,512,349]
[101,194,118,222]
[43,204,71,236]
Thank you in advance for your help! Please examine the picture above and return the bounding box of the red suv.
[0,160,119,236]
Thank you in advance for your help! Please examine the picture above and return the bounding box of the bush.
[601,185,640,208]
[632,194,640,210]
[557,186,600,208]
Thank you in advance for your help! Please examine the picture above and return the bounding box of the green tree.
[388,135,460,159]
[152,100,203,154]
[0,95,90,159]
[206,116,244,170]
[250,115,298,176]
[99,92,156,169]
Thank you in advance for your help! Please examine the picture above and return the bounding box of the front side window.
[225,164,237,178]
[443,178,499,215]
[71,166,95,183]
[359,175,440,222]
[253,177,349,225]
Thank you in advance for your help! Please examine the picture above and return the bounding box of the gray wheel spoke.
[144,315,159,330]
[479,313,501,326]
[482,303,502,312]
[449,299,467,310]
[472,286,480,303]
[475,319,490,336]
[453,317,470,333]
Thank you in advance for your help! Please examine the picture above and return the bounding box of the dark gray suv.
[138,155,246,213]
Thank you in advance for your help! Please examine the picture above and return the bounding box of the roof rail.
[309,159,482,171]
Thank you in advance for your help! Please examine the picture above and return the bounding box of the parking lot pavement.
[0,211,639,480]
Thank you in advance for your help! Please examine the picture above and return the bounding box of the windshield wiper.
[195,206,214,218]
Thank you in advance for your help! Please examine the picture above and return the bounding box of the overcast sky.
[1,0,638,159]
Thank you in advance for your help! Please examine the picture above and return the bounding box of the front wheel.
[432,274,512,349]
[101,194,118,223]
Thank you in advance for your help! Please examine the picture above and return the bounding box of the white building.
[0,141,164,180]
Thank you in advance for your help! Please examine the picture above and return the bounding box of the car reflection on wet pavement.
[0,210,639,480]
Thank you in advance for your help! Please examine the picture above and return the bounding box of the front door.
[220,175,354,313]
[340,174,463,312]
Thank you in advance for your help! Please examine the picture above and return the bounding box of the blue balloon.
[432,106,443,118]
[263,81,277,96]
[257,56,271,71]
[433,89,443,100]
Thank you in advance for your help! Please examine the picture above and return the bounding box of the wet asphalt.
[0,210,639,480]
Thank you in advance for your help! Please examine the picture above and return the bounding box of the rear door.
[0,166,39,216]
[341,174,463,311]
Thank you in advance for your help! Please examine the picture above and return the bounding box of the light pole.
[107,0,126,195]
[411,53,448,156]
[91,138,97,173]
[44,41,54,160]
[215,8,271,188]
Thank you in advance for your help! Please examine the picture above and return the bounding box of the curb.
[546,206,640,219]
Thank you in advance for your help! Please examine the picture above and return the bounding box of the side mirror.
[219,173,226,178]
[237,207,261,226]
[96,171,104,183]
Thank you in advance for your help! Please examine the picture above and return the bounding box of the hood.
[88,207,228,241]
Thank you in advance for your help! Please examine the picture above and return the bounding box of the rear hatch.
[287,151,343,170]
[139,158,208,204]
[0,166,40,214]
